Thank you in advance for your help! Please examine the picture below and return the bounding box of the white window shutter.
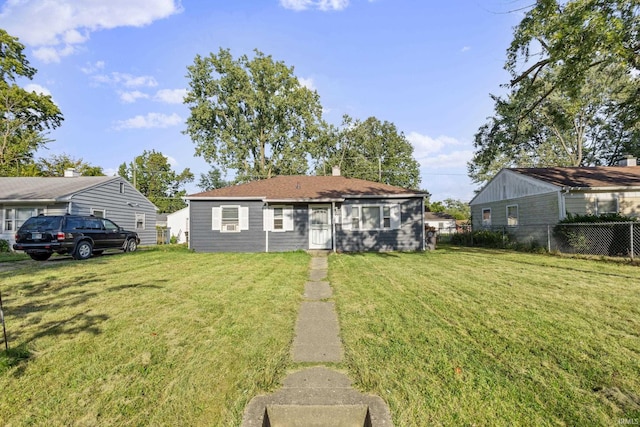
[341,205,352,230]
[390,204,401,229]
[284,206,294,231]
[212,207,221,230]
[240,206,249,230]
[263,207,273,231]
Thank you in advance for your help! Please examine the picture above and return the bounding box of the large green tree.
[315,115,421,189]
[38,153,104,177]
[118,150,194,213]
[184,48,325,182]
[0,29,63,176]
[469,0,639,183]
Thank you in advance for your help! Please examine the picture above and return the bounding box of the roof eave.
[1,198,60,203]
[563,186,640,192]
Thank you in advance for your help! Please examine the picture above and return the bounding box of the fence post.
[631,222,634,260]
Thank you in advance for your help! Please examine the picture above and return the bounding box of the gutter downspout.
[264,202,269,253]
[421,197,426,251]
[331,201,336,253]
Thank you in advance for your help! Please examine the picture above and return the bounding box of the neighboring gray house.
[469,158,640,242]
[186,173,426,252]
[1,174,158,247]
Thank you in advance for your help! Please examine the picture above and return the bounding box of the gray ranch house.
[1,174,158,247]
[470,157,640,242]
[186,174,427,252]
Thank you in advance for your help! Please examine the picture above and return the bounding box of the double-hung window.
[273,207,284,230]
[351,206,360,230]
[221,206,239,232]
[506,205,518,227]
[135,213,146,229]
[595,198,618,215]
[482,208,491,227]
[214,206,249,232]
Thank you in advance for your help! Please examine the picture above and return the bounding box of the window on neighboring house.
[482,208,491,227]
[351,206,360,230]
[92,209,105,218]
[119,182,125,194]
[4,208,44,231]
[221,206,239,232]
[595,198,618,215]
[273,207,284,230]
[507,205,519,226]
[135,213,145,230]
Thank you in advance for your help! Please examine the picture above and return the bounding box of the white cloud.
[461,46,471,53]
[92,72,158,88]
[280,0,349,11]
[298,77,316,91]
[120,90,150,103]
[419,150,474,169]
[114,112,182,130]
[81,61,106,74]
[24,83,52,96]
[407,132,462,159]
[154,88,187,104]
[0,0,183,62]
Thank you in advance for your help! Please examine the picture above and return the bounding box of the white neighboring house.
[167,206,189,244]
[424,212,457,234]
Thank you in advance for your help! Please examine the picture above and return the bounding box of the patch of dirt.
[596,386,640,412]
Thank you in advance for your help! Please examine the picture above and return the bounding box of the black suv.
[13,214,140,261]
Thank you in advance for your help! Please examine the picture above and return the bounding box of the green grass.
[2,245,640,426]
[330,246,640,426]
[0,246,309,426]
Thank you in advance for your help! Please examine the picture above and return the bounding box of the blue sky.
[0,0,525,201]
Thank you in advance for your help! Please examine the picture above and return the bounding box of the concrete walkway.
[241,251,394,426]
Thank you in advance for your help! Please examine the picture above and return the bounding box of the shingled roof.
[187,175,424,201]
[510,166,640,189]
[0,176,117,201]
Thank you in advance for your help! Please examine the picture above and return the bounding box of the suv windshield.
[20,216,62,231]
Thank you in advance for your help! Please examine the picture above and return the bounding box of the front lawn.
[0,246,309,426]
[2,245,639,426]
[330,246,640,426]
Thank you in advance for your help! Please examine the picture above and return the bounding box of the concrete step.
[241,367,394,426]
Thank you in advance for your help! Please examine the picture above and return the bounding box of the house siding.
[565,191,640,218]
[267,204,309,252]
[472,191,560,229]
[68,178,157,246]
[190,200,265,252]
[336,198,423,252]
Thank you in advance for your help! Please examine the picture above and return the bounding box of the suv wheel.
[29,253,52,261]
[74,241,93,260]
[124,238,138,253]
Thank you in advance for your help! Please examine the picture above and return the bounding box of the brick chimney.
[618,155,637,167]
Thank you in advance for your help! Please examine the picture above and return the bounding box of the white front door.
[309,205,332,250]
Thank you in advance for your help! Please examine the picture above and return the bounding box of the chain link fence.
[460,222,639,259]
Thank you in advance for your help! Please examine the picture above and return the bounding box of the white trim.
[481,207,492,227]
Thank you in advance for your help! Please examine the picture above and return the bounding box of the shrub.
[0,239,9,253]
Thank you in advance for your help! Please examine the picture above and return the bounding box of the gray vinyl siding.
[267,204,309,252]
[68,178,157,246]
[336,198,423,252]
[190,200,265,252]
[471,191,560,230]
